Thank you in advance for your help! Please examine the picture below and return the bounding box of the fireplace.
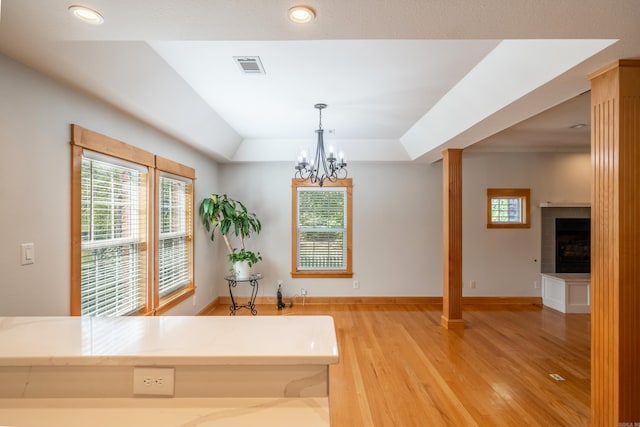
[555,218,590,273]
[540,208,591,313]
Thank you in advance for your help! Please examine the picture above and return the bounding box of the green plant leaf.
[198,193,262,253]
[227,249,262,266]
[220,219,231,235]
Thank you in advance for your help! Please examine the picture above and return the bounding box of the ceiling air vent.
[233,56,266,74]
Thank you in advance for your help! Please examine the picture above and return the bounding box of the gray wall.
[217,162,443,298]
[462,151,590,295]
[0,52,592,315]
[219,151,591,299]
[0,54,221,315]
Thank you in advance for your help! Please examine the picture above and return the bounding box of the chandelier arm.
[318,129,333,180]
[294,168,311,181]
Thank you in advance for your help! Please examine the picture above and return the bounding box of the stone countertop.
[0,316,339,366]
[0,397,330,427]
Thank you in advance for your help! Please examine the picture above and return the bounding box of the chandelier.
[294,103,347,187]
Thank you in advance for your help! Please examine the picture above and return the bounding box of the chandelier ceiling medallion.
[294,103,347,187]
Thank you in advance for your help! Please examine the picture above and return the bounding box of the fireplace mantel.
[539,202,590,208]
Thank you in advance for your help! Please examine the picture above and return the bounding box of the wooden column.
[441,149,464,331]
[590,59,640,425]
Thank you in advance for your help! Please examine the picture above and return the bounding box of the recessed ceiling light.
[288,6,316,24]
[570,124,588,129]
[68,5,104,25]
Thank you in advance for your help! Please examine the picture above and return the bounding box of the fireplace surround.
[540,205,591,313]
[540,206,590,274]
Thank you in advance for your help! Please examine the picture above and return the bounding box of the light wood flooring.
[204,302,590,426]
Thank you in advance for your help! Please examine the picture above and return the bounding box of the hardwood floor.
[204,302,590,426]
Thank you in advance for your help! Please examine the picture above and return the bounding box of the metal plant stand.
[225,273,262,315]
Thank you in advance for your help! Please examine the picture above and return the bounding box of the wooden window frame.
[70,124,196,316]
[486,188,531,229]
[291,178,353,278]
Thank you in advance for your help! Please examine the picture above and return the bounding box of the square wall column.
[590,59,640,425]
[441,149,464,331]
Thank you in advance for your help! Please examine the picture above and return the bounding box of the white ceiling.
[1,0,639,163]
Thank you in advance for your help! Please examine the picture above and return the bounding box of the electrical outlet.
[534,280,540,289]
[133,367,175,396]
[470,280,476,289]
[301,287,307,296]
[353,280,359,289]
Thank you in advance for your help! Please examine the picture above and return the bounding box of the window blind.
[158,173,192,297]
[297,188,346,270]
[80,156,148,316]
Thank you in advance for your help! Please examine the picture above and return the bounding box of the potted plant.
[199,193,262,278]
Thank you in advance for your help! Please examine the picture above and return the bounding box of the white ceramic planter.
[233,261,252,279]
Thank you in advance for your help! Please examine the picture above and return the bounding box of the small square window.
[487,188,530,228]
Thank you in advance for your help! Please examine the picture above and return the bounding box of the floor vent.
[233,56,266,74]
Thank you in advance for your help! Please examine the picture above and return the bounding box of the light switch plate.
[20,243,34,265]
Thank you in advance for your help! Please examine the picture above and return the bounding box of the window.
[487,188,530,228]
[79,153,149,316]
[155,157,195,314]
[291,178,352,278]
[71,125,195,316]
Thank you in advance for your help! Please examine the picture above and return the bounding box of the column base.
[440,315,465,331]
